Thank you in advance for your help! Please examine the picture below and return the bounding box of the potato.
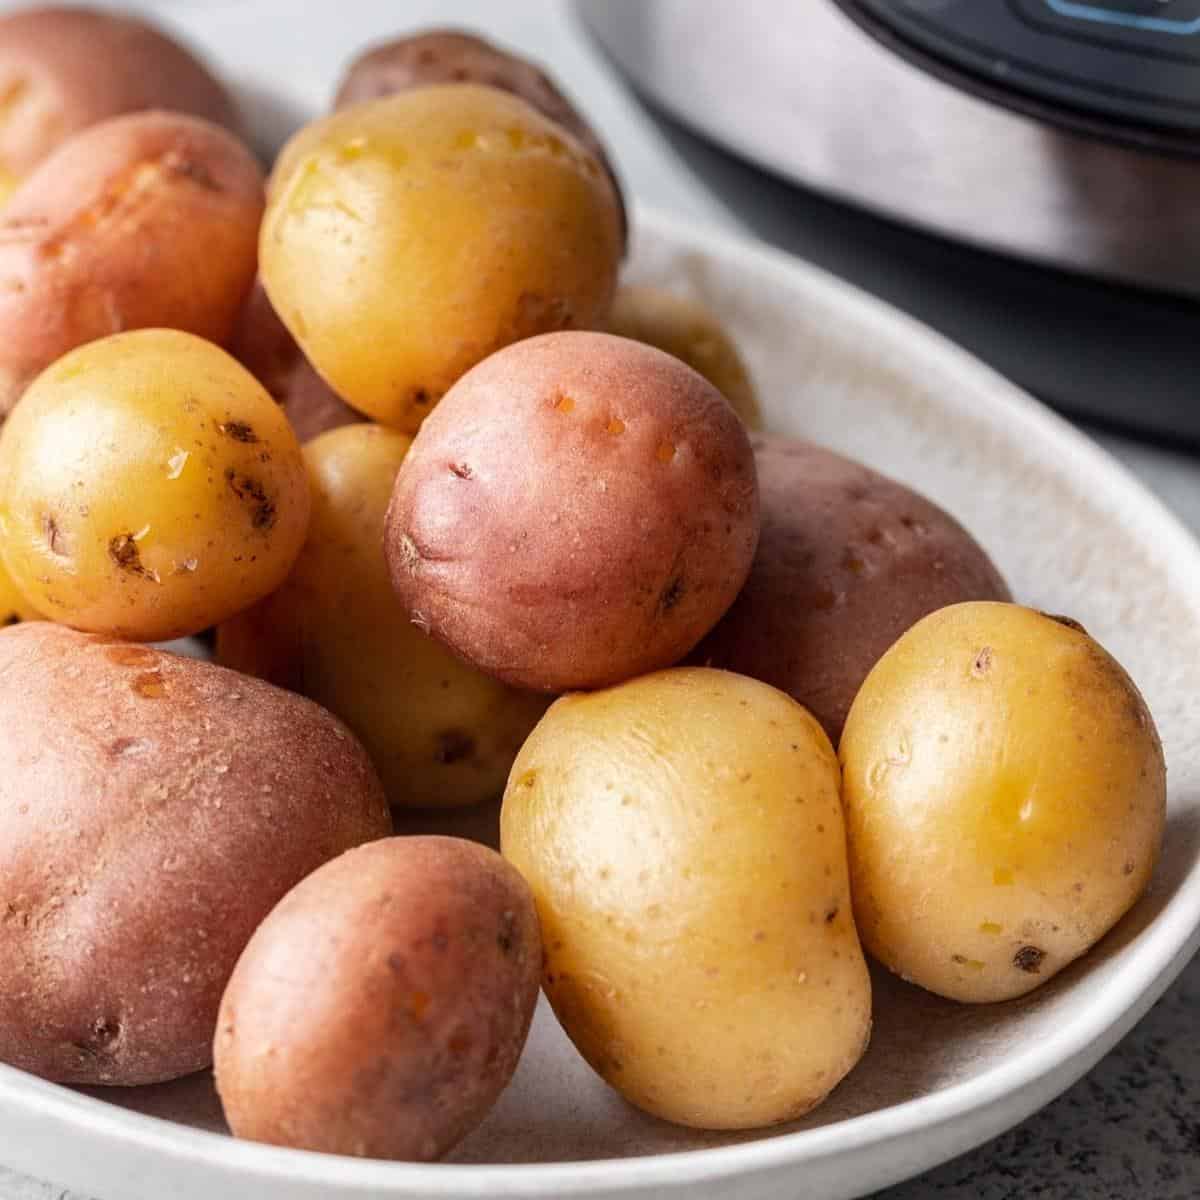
[0,329,310,642]
[0,557,39,625]
[218,425,550,809]
[0,622,390,1086]
[333,28,626,244]
[695,436,1010,743]
[502,668,871,1129]
[230,280,363,443]
[385,332,760,692]
[261,85,622,432]
[0,6,239,184]
[840,602,1166,1003]
[0,110,264,416]
[215,836,540,1160]
[607,286,761,428]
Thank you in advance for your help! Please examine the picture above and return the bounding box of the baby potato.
[0,622,390,1086]
[261,84,622,432]
[385,332,760,692]
[333,28,626,244]
[0,5,239,184]
[840,602,1166,1003]
[695,436,1010,743]
[0,110,264,416]
[0,329,310,642]
[501,668,872,1130]
[607,286,761,428]
[218,424,550,809]
[230,280,363,443]
[215,836,541,1160]
[0,557,40,625]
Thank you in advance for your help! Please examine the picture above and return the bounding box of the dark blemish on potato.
[107,737,151,758]
[1041,612,1088,636]
[218,421,259,444]
[166,155,222,191]
[900,515,929,536]
[660,577,685,612]
[43,514,68,557]
[386,951,405,974]
[951,954,968,965]
[225,470,277,531]
[1013,945,1046,973]
[972,647,994,678]
[841,549,865,576]
[2,613,19,627]
[497,911,516,956]
[1123,859,1136,876]
[448,1029,474,1057]
[824,905,839,924]
[435,729,475,764]
[411,388,432,409]
[73,1017,122,1059]
[108,534,159,582]
[448,461,473,479]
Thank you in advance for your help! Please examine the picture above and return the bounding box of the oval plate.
[3,208,1199,1200]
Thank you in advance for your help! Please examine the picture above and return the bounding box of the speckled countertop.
[3,3,1199,1198]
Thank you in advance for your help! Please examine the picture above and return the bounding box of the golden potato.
[386,332,760,692]
[0,329,310,642]
[0,5,239,183]
[333,28,626,244]
[0,622,390,1086]
[695,436,1011,743]
[261,85,622,432]
[501,668,871,1130]
[840,602,1166,1003]
[215,836,541,1160]
[230,280,363,443]
[0,556,39,625]
[218,424,550,809]
[0,110,264,416]
[607,286,761,428]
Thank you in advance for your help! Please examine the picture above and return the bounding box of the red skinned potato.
[0,5,239,187]
[215,836,541,1161]
[0,623,390,1086]
[0,110,264,415]
[385,332,760,692]
[334,28,626,245]
[694,435,1011,742]
[230,281,363,443]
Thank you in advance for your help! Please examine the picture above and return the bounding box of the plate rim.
[5,203,1200,1197]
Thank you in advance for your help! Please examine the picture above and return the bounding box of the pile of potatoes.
[0,5,1167,1165]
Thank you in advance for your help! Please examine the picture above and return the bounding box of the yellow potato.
[261,84,623,432]
[840,602,1166,1003]
[501,667,871,1130]
[218,425,549,809]
[607,285,762,429]
[0,330,310,641]
[0,557,39,625]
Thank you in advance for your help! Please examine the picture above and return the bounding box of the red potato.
[0,110,264,416]
[0,622,390,1086]
[0,5,240,184]
[694,435,1011,742]
[384,331,760,692]
[215,836,541,1161]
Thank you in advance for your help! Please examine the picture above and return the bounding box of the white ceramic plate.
[2,206,1199,1200]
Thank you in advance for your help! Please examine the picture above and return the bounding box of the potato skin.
[0,5,239,182]
[333,28,626,244]
[0,329,310,642]
[839,602,1166,1003]
[385,332,760,692]
[0,110,263,415]
[0,558,39,625]
[502,668,870,1129]
[230,280,363,443]
[0,622,391,1086]
[218,425,550,808]
[694,436,1010,743]
[215,836,541,1160]
[261,85,622,432]
[607,286,761,428]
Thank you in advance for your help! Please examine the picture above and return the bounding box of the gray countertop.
[3,2,1198,1197]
